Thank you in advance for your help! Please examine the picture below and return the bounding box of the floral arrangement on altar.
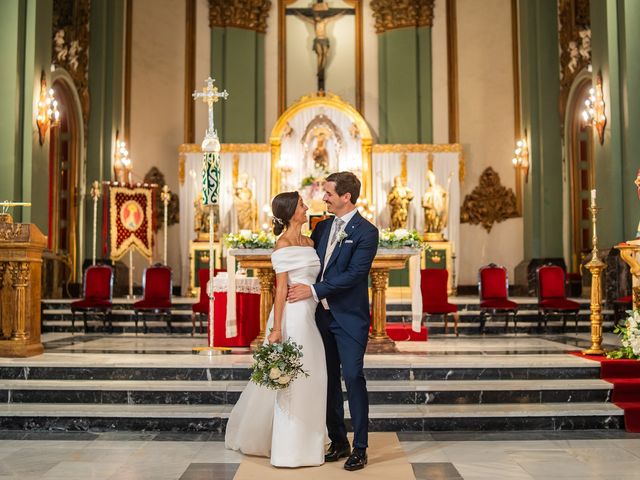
[224,230,276,249]
[250,338,309,390]
[607,310,640,359]
[378,228,428,250]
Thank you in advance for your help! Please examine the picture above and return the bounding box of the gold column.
[8,262,30,341]
[251,268,275,350]
[368,267,396,353]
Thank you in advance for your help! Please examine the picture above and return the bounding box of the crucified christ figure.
[294,2,347,93]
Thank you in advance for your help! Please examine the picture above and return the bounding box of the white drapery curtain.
[372,149,462,283]
[178,149,270,295]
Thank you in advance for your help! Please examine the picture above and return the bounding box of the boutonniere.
[337,231,348,246]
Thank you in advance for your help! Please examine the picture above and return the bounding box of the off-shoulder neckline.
[273,245,315,253]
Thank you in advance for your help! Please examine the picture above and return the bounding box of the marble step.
[0,402,623,432]
[0,378,612,405]
[0,364,601,382]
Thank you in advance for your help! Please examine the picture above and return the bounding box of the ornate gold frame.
[188,240,222,297]
[269,92,373,202]
[278,0,364,114]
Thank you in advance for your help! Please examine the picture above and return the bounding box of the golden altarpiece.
[178,92,462,351]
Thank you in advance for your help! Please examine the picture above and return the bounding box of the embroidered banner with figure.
[109,185,156,260]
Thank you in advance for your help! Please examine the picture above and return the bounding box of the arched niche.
[269,93,373,213]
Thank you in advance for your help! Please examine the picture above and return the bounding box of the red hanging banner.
[109,185,155,260]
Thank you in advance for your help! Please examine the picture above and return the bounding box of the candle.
[590,189,596,207]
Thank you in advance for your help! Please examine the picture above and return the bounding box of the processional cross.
[191,76,231,354]
[192,77,229,152]
[288,1,353,93]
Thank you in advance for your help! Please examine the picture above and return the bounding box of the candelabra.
[583,189,606,355]
[90,181,101,265]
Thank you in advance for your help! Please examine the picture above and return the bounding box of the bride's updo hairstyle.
[271,191,300,235]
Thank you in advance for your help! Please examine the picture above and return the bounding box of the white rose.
[394,228,409,239]
[239,229,252,240]
[277,375,291,385]
[269,367,282,379]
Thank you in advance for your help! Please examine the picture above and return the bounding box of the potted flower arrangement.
[224,230,276,249]
[378,228,428,250]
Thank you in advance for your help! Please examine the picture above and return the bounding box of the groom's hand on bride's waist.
[287,284,312,303]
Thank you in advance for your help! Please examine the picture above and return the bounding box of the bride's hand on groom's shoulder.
[287,284,312,303]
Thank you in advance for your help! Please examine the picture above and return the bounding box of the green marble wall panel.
[0,0,52,226]
[85,0,126,259]
[620,0,640,239]
[0,0,25,212]
[590,0,624,247]
[210,27,265,143]
[518,0,563,259]
[378,27,433,144]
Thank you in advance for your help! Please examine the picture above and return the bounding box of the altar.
[178,92,463,296]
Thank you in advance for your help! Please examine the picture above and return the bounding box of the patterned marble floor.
[0,333,630,478]
[0,430,639,479]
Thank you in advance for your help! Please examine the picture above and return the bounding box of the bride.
[225,191,328,467]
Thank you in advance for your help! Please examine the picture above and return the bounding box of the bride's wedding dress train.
[225,246,328,467]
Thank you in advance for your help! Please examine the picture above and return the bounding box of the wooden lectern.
[0,213,47,357]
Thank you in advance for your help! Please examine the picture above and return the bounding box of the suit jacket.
[311,211,379,346]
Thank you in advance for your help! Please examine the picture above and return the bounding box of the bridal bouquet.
[607,310,640,359]
[250,338,309,390]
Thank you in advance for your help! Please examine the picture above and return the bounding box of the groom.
[288,171,378,471]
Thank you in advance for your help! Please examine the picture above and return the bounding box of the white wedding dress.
[225,246,328,467]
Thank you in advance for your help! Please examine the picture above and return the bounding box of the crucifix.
[192,77,229,152]
[289,1,353,93]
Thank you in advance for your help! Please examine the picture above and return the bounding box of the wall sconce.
[512,130,529,216]
[36,70,60,145]
[114,140,133,184]
[512,135,529,181]
[582,69,606,145]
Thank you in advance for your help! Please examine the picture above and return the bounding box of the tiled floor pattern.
[0,430,639,480]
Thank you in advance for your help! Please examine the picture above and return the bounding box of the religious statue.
[194,192,218,241]
[233,172,258,231]
[312,131,329,170]
[294,1,348,92]
[387,176,414,230]
[422,170,452,240]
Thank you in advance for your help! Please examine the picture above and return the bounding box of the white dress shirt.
[312,208,358,309]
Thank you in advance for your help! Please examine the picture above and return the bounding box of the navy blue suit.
[311,211,378,449]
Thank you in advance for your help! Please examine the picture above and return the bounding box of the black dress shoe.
[344,448,367,471]
[325,441,351,462]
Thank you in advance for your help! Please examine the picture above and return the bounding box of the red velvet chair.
[70,265,114,332]
[421,268,458,336]
[478,263,518,333]
[613,295,632,327]
[537,264,580,332]
[133,265,172,334]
